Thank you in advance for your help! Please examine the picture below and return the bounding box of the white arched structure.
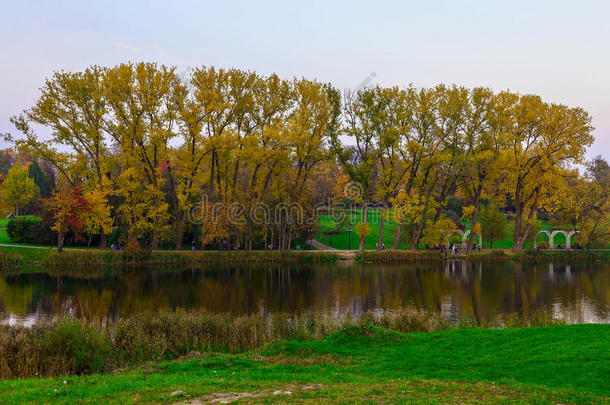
[446,229,464,241]
[443,229,483,247]
[535,230,579,249]
[463,230,482,247]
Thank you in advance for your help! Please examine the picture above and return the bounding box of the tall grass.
[188,251,338,264]
[516,249,610,262]
[0,251,22,269]
[355,248,610,263]
[12,249,339,269]
[464,249,510,260]
[0,308,564,379]
[355,250,444,263]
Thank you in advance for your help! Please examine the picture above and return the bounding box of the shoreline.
[0,245,608,272]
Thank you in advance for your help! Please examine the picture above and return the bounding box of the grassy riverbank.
[0,246,608,273]
[1,324,608,404]
[0,309,567,380]
[0,246,339,270]
[354,248,610,263]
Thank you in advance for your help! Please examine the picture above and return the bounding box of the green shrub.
[6,217,53,245]
[7,217,38,243]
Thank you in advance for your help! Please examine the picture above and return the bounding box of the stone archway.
[566,231,579,249]
[446,229,464,243]
[535,230,579,249]
[536,230,553,248]
[463,230,482,248]
[443,229,483,248]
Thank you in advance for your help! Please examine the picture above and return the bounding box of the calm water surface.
[1,261,608,325]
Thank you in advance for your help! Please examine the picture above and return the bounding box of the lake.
[1,260,608,326]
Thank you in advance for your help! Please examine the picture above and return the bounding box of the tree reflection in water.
[0,261,608,326]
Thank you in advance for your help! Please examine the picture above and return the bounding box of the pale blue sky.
[1,0,608,159]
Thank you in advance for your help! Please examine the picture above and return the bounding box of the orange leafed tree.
[43,183,92,252]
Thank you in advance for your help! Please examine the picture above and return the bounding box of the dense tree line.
[2,63,608,252]
[329,84,600,252]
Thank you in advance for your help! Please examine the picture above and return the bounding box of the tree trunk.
[358,204,368,252]
[264,228,268,250]
[410,171,436,251]
[57,232,65,253]
[512,177,523,253]
[514,204,536,252]
[393,223,402,250]
[586,215,601,249]
[513,209,523,253]
[466,182,484,254]
[411,188,434,251]
[287,228,293,251]
[175,211,187,250]
[245,221,253,251]
[99,234,107,249]
[411,220,424,251]
[377,210,385,250]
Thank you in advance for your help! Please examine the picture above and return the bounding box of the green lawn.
[317,209,407,250]
[316,209,564,250]
[0,214,577,251]
[0,217,11,244]
[0,325,607,404]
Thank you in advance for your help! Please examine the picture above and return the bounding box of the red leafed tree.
[43,183,92,252]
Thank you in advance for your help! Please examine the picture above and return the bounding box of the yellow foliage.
[461,205,476,222]
[82,188,114,236]
[355,222,372,239]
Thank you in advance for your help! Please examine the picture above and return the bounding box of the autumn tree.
[479,200,507,248]
[44,183,91,252]
[497,93,594,252]
[81,188,115,247]
[552,156,610,248]
[460,87,501,253]
[14,67,109,185]
[104,63,181,249]
[354,221,371,251]
[429,85,468,224]
[421,216,456,248]
[329,88,382,252]
[10,66,111,246]
[2,163,39,215]
[112,167,170,249]
[390,86,439,249]
[365,86,410,250]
